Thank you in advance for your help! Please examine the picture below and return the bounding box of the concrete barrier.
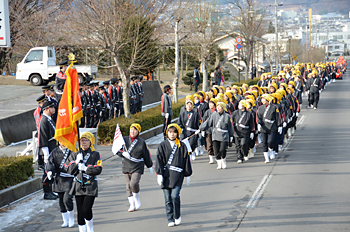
[142,80,163,105]
[0,109,36,146]
[0,177,42,208]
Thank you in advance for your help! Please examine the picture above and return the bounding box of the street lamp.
[248,6,255,79]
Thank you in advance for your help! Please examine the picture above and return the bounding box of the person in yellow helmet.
[305,70,321,110]
[202,98,217,164]
[155,123,192,227]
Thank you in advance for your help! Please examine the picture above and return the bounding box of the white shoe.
[237,160,243,164]
[250,148,255,158]
[244,156,249,161]
[278,145,283,151]
[287,128,292,137]
[314,107,317,110]
[67,210,75,228]
[221,158,227,169]
[128,196,135,212]
[253,146,256,153]
[61,212,69,228]
[195,148,199,156]
[175,217,181,225]
[191,153,196,161]
[291,127,295,135]
[85,218,94,232]
[264,152,269,163]
[283,136,288,144]
[79,225,87,232]
[209,156,215,164]
[258,134,262,144]
[199,146,204,155]
[133,192,141,210]
[269,148,275,160]
[168,222,175,227]
[216,159,222,169]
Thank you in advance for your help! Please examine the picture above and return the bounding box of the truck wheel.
[30,74,43,86]
[78,74,85,84]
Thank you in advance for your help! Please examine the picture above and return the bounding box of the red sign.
[236,44,242,50]
[236,37,242,43]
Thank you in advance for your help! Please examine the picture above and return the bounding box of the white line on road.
[246,174,273,208]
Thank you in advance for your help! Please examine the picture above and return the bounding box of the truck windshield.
[25,50,43,62]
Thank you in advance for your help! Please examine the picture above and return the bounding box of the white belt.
[216,128,228,133]
[238,124,249,129]
[130,157,144,163]
[169,166,183,173]
[83,173,98,180]
[48,137,55,141]
[187,127,197,132]
[264,119,275,124]
[60,172,74,178]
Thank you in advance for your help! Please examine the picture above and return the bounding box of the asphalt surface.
[1,73,350,232]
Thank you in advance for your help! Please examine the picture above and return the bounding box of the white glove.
[191,152,196,161]
[201,131,205,137]
[42,147,49,163]
[157,175,163,186]
[195,129,200,135]
[107,104,111,109]
[47,171,52,181]
[122,152,131,160]
[258,124,262,132]
[278,126,283,134]
[165,113,169,119]
[296,112,299,117]
[186,177,190,186]
[148,167,153,176]
[230,137,233,143]
[78,163,88,172]
[250,133,254,140]
[99,111,102,116]
[76,153,83,163]
[283,122,287,128]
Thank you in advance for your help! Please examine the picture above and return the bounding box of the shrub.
[98,98,186,144]
[182,72,211,87]
[0,156,34,190]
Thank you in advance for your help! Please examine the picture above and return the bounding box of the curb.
[139,118,178,141]
[0,177,42,208]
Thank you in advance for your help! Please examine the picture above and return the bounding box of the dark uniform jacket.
[202,109,216,134]
[306,77,321,93]
[178,110,200,146]
[232,109,254,138]
[155,140,192,189]
[64,148,102,197]
[161,93,173,116]
[117,136,153,174]
[38,114,57,152]
[46,147,74,192]
[256,104,282,133]
[199,111,234,142]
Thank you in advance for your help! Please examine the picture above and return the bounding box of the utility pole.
[173,20,180,103]
[270,0,283,74]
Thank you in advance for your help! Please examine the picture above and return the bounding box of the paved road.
[1,73,350,232]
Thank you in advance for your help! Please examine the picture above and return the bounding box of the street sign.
[236,44,242,50]
[293,55,297,60]
[0,0,11,47]
[236,37,242,44]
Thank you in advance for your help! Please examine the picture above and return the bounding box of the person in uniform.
[46,142,75,228]
[39,101,59,200]
[79,83,88,128]
[115,123,153,212]
[116,79,124,117]
[34,94,47,170]
[193,66,201,92]
[161,85,173,140]
[137,77,144,113]
[85,83,94,128]
[109,78,118,119]
[305,70,321,110]
[87,83,96,128]
[178,98,200,161]
[64,132,102,232]
[256,94,282,163]
[55,60,69,102]
[98,85,108,123]
[130,77,138,115]
[155,124,192,227]
[202,98,217,164]
[199,102,234,169]
[102,81,112,119]
[232,100,255,163]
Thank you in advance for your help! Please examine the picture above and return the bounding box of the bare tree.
[227,0,267,81]
[69,0,175,118]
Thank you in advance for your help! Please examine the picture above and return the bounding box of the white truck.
[16,46,98,86]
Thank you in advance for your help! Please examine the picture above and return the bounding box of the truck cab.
[16,46,56,86]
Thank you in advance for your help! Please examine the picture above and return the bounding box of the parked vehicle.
[16,46,98,86]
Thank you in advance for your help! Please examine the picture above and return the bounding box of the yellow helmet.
[246,98,255,107]
[261,94,273,102]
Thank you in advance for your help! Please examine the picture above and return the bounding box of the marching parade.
[18,57,347,232]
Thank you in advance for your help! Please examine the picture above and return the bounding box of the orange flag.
[54,64,83,152]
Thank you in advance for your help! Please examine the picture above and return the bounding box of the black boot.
[43,184,57,200]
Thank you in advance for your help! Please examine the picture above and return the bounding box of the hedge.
[98,98,186,144]
[231,78,260,87]
[0,156,34,190]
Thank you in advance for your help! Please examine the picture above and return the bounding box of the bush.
[182,72,211,87]
[231,78,260,87]
[0,156,34,190]
[98,98,186,144]
[222,70,230,81]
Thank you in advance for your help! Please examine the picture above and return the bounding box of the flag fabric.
[112,124,125,155]
[54,64,83,152]
[181,138,192,153]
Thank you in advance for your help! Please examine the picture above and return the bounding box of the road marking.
[297,115,306,126]
[246,174,273,208]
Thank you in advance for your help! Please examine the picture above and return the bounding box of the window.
[48,49,53,58]
[319,36,327,40]
[347,35,350,39]
[333,35,343,40]
[328,46,333,51]
[335,46,340,49]
[25,50,43,62]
